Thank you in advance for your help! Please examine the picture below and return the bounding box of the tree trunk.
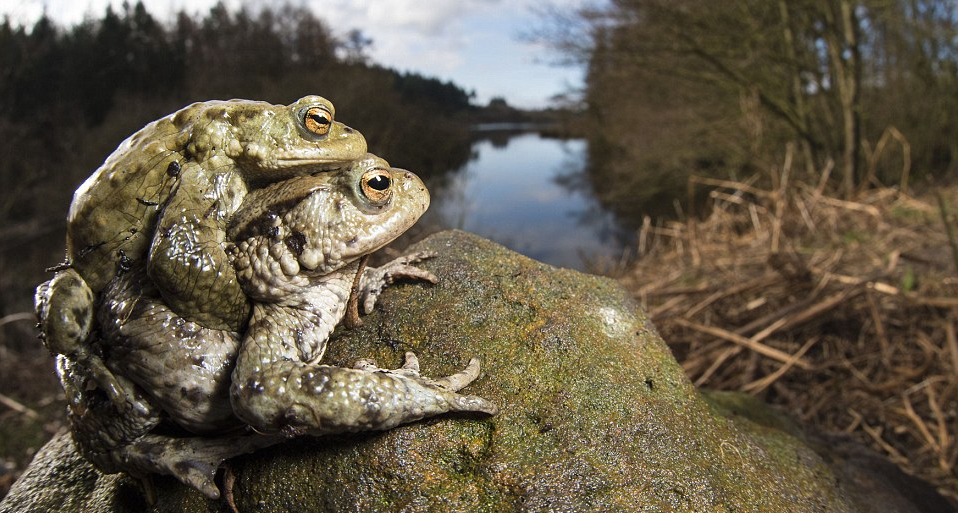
[778,1,818,176]
[840,0,862,197]
[824,0,862,198]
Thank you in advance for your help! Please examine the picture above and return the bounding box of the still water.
[425,132,630,271]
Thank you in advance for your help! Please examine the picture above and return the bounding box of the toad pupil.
[367,175,390,191]
[307,113,329,127]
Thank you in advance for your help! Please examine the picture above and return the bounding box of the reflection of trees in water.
[557,135,716,232]
[471,128,526,149]
[424,165,473,232]
[426,132,641,267]
[424,129,521,232]
[484,131,514,149]
[549,139,637,255]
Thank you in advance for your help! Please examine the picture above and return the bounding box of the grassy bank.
[618,157,958,502]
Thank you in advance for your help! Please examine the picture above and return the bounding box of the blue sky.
[1,0,588,108]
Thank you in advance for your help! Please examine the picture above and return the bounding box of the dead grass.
[620,154,958,503]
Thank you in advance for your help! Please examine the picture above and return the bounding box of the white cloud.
[321,0,497,36]
[316,0,501,74]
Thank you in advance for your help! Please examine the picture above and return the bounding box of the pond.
[424,131,633,271]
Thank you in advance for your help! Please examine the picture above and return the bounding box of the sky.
[0,0,588,109]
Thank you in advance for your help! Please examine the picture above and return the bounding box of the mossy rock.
[1,231,950,512]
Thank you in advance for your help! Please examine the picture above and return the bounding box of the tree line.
[0,2,478,318]
[0,2,475,125]
[545,0,958,215]
[0,1,480,227]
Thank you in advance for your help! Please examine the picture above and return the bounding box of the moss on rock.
[1,231,946,512]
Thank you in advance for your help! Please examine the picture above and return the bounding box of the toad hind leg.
[232,357,497,436]
[118,432,285,500]
[59,352,281,500]
[35,270,150,415]
[230,302,496,436]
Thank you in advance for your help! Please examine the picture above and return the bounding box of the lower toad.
[59,154,496,499]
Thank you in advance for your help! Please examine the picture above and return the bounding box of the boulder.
[1,230,950,513]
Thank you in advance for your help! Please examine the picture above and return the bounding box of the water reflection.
[424,132,633,271]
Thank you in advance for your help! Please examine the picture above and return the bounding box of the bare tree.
[539,0,958,195]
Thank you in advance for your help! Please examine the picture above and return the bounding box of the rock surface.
[1,230,951,513]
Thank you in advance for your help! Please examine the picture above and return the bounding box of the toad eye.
[361,169,392,203]
[303,107,332,136]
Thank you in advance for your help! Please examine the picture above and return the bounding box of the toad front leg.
[230,271,496,436]
[359,251,438,314]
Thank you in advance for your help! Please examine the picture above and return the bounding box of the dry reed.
[621,155,958,502]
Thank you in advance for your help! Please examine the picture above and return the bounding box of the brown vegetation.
[544,3,958,499]
[619,151,958,502]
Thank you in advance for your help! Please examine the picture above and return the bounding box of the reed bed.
[620,161,958,501]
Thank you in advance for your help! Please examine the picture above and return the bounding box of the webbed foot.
[353,351,498,416]
[120,433,284,500]
[78,352,152,415]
